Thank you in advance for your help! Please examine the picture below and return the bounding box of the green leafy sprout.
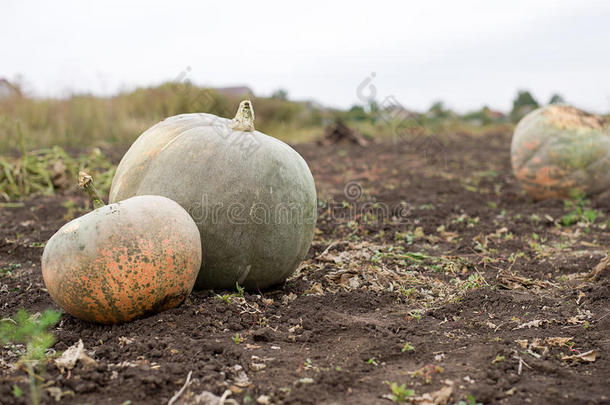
[401,342,415,352]
[560,193,600,227]
[387,382,414,403]
[457,395,483,405]
[0,309,61,405]
[216,282,246,304]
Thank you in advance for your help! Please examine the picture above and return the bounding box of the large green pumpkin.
[109,101,317,290]
[511,105,610,200]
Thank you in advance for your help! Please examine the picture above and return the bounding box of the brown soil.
[1,130,609,405]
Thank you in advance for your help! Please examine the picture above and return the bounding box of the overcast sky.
[3,0,610,113]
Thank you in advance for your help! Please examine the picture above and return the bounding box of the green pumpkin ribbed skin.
[510,105,610,200]
[109,113,317,290]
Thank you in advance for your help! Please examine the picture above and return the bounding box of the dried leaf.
[55,339,98,373]
[515,339,528,349]
[281,292,297,305]
[440,231,459,242]
[434,353,446,362]
[567,316,587,325]
[307,283,324,295]
[347,275,361,289]
[588,254,609,281]
[408,380,454,405]
[183,390,238,405]
[545,337,573,347]
[227,364,250,388]
[513,319,544,330]
[497,270,548,290]
[118,336,134,347]
[46,387,74,402]
[495,227,508,235]
[430,382,454,405]
[249,362,266,371]
[256,395,271,405]
[561,349,597,363]
[529,339,548,356]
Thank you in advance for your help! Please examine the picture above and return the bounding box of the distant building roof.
[213,86,253,97]
[482,106,505,118]
[0,79,21,99]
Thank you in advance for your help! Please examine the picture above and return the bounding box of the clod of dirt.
[319,119,369,146]
[252,328,274,342]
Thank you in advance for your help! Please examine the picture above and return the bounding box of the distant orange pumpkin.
[42,195,202,324]
[511,105,610,200]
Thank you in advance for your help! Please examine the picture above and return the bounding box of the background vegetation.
[0,82,604,202]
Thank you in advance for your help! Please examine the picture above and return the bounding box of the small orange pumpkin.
[511,105,610,200]
[41,173,202,324]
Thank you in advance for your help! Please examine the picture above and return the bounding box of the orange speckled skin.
[511,105,610,200]
[41,195,202,324]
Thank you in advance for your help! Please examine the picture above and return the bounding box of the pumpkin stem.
[230,100,255,132]
[78,171,105,209]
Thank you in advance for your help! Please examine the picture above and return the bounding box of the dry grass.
[0,83,327,154]
[0,128,115,202]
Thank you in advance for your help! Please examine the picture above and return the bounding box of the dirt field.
[1,130,609,405]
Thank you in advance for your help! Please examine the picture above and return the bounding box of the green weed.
[0,309,61,405]
[401,342,415,352]
[386,382,414,403]
[215,282,246,304]
[560,193,601,227]
[406,310,422,323]
[457,395,483,405]
[0,263,21,275]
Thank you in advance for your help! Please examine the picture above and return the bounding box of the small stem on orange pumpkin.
[78,171,105,209]
[230,100,255,132]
